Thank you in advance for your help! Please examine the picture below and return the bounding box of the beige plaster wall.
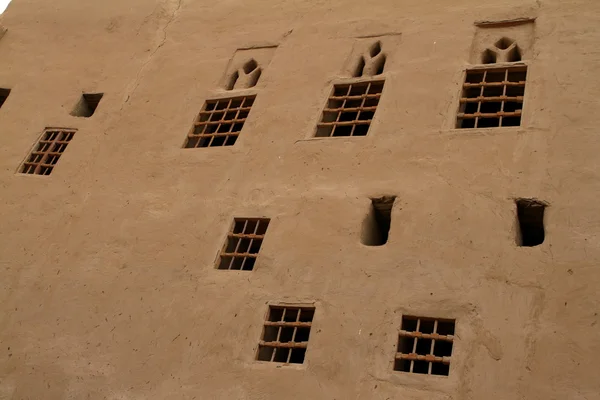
[0,0,599,399]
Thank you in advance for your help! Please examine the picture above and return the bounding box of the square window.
[19,128,76,176]
[256,305,315,364]
[457,66,527,129]
[184,95,256,148]
[216,217,270,271]
[394,315,455,376]
[315,80,384,137]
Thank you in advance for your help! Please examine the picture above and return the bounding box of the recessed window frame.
[314,77,385,138]
[184,94,256,148]
[255,304,315,365]
[215,217,270,271]
[19,127,77,176]
[394,315,455,376]
[455,62,528,130]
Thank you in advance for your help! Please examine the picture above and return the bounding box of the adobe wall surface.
[0,0,599,399]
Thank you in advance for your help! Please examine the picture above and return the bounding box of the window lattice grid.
[184,95,255,148]
[457,66,527,129]
[316,80,384,137]
[256,305,315,364]
[20,129,76,176]
[394,316,455,376]
[217,217,270,271]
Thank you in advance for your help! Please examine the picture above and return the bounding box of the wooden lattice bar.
[316,80,384,137]
[20,128,76,176]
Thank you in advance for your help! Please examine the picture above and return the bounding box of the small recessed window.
[516,198,546,247]
[216,217,270,271]
[361,196,395,246]
[0,88,11,109]
[394,315,455,376]
[184,95,255,148]
[20,128,76,176]
[256,305,315,364]
[315,80,384,137]
[457,66,527,129]
[71,93,104,118]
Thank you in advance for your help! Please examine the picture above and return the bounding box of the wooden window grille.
[20,128,76,176]
[457,66,527,129]
[216,217,270,271]
[394,315,455,376]
[256,305,315,364]
[316,80,384,137]
[184,95,255,148]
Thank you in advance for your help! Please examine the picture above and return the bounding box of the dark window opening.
[71,93,103,118]
[256,305,315,364]
[516,198,547,247]
[457,66,527,129]
[184,95,255,148]
[394,315,455,376]
[216,217,270,270]
[20,128,76,176]
[361,196,395,246]
[315,80,384,137]
[0,88,11,109]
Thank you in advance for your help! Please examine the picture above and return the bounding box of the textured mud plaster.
[123,0,183,105]
[0,0,600,399]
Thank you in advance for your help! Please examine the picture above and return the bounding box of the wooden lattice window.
[216,217,270,271]
[20,128,76,176]
[457,66,527,129]
[184,95,255,148]
[394,315,455,376]
[256,305,315,364]
[316,80,384,137]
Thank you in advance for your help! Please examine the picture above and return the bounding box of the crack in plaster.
[123,0,183,108]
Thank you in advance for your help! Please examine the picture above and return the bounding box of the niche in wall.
[361,196,395,246]
[515,198,547,247]
[71,93,103,117]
